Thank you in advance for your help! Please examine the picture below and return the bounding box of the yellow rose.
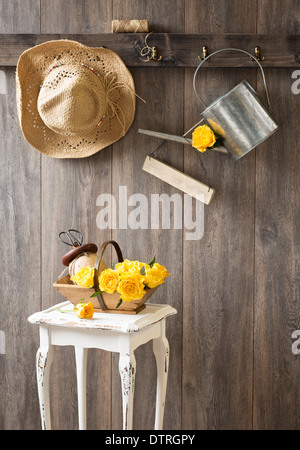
[70,266,94,288]
[144,263,170,289]
[115,259,149,275]
[74,301,94,319]
[192,124,216,153]
[98,268,119,294]
[117,273,146,302]
[115,259,133,274]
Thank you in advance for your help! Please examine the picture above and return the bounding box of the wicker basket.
[53,240,158,314]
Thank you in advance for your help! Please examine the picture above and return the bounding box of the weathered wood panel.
[0,0,40,33]
[41,0,112,33]
[111,0,185,431]
[0,0,300,432]
[0,0,41,430]
[254,1,300,429]
[40,0,113,430]
[182,0,257,429]
[111,67,184,430]
[254,68,300,430]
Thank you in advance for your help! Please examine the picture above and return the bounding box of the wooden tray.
[53,240,159,314]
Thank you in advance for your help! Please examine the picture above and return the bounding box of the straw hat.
[16,40,136,158]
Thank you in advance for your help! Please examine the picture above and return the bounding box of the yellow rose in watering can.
[192,124,216,153]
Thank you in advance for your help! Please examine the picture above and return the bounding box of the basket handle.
[193,47,271,109]
[93,240,124,310]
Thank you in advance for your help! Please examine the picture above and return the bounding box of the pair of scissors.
[58,229,98,266]
[58,229,83,248]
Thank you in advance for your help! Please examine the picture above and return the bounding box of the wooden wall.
[0,0,300,430]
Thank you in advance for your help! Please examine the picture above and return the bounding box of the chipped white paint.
[28,302,177,430]
[28,301,176,333]
[119,351,136,430]
[75,346,88,430]
[36,333,53,430]
[0,71,6,95]
[153,320,170,430]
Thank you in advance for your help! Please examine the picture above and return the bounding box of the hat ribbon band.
[103,72,146,136]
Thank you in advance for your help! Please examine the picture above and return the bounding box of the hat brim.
[16,40,136,158]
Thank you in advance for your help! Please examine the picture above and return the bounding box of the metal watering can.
[193,48,279,160]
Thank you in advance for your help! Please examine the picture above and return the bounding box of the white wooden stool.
[28,301,177,430]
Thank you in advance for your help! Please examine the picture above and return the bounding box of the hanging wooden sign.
[142,156,215,205]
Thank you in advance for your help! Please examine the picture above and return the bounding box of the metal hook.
[198,46,210,61]
[250,46,264,62]
[144,31,153,48]
[139,32,162,62]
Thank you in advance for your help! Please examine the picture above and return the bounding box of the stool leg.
[36,345,53,430]
[119,351,136,430]
[153,320,169,430]
[75,346,88,430]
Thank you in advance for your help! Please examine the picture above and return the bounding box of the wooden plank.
[110,2,184,430]
[0,0,41,430]
[182,0,256,430]
[1,33,300,67]
[185,0,257,34]
[41,0,112,34]
[254,70,300,430]
[111,66,184,431]
[0,0,40,33]
[257,0,300,34]
[0,68,42,430]
[254,0,300,429]
[40,0,113,430]
[143,156,215,205]
[111,0,185,432]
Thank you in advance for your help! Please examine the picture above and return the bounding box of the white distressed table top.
[28,301,177,333]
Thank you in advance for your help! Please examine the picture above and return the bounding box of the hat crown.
[37,65,106,136]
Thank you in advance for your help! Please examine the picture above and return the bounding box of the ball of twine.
[69,252,107,282]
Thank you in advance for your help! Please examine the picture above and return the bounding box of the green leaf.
[212,139,223,148]
[116,299,123,309]
[112,262,116,270]
[56,308,75,314]
[140,265,146,275]
[149,257,156,268]
[90,291,103,297]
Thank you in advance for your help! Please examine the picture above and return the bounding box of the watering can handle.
[193,48,271,109]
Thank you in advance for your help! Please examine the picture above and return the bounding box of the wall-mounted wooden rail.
[1,33,300,67]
